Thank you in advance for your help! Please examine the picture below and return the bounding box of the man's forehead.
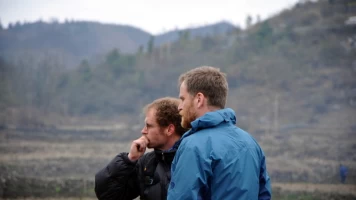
[180,81,187,90]
[179,82,188,95]
[145,108,157,122]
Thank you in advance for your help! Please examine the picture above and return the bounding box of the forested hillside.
[0,20,235,68]
[1,0,356,198]
[1,0,354,129]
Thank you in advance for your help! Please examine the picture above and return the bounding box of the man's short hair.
[144,97,187,136]
[179,66,228,108]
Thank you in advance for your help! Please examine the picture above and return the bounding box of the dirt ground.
[1,128,355,199]
[273,183,356,196]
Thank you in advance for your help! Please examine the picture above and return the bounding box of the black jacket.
[95,149,176,200]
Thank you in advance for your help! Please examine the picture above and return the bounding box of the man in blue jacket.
[168,66,271,200]
[339,164,348,184]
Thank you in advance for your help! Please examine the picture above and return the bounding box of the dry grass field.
[273,183,356,196]
[0,119,355,199]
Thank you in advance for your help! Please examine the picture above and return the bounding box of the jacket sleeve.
[258,155,272,200]
[95,152,140,200]
[168,143,211,200]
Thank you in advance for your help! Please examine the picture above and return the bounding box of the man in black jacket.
[95,97,187,200]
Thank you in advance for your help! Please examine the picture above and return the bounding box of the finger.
[136,144,142,152]
[138,136,148,143]
[139,136,149,146]
[131,141,141,152]
[138,141,146,152]
[133,141,145,152]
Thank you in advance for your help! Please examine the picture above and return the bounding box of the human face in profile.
[178,82,197,129]
[141,108,169,150]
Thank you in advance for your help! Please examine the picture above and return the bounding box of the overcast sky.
[0,0,299,34]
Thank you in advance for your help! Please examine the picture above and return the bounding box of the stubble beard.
[147,130,166,149]
[181,105,196,129]
[144,136,152,149]
[181,117,191,129]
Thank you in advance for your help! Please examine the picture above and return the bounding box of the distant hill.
[1,0,355,121]
[0,21,151,66]
[0,20,237,67]
[0,0,355,142]
[155,21,237,46]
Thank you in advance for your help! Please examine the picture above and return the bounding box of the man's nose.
[178,103,183,111]
[141,126,147,135]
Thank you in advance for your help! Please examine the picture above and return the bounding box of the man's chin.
[181,121,191,129]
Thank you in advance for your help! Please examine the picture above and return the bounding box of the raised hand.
[128,136,149,161]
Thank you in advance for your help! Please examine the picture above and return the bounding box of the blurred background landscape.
[0,0,356,199]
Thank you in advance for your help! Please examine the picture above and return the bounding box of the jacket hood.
[190,108,236,132]
[172,108,236,149]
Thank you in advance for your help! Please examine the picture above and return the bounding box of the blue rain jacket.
[168,108,271,200]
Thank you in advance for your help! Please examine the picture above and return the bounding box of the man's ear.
[166,124,175,136]
[196,92,205,108]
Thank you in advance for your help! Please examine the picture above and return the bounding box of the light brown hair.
[144,97,188,136]
[179,66,228,108]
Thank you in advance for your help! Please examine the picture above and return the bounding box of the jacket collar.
[172,108,236,150]
[154,148,176,163]
[190,108,236,132]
